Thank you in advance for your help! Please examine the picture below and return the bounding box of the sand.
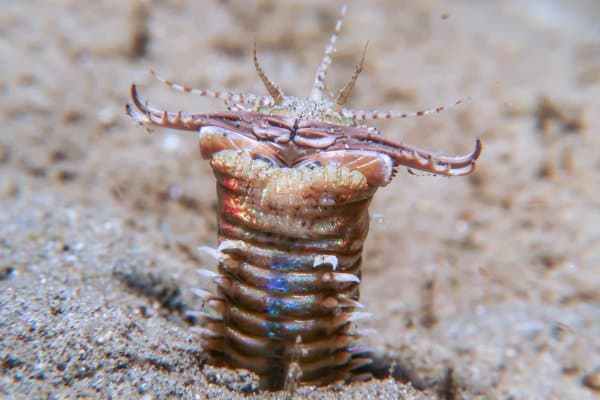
[1,0,599,399]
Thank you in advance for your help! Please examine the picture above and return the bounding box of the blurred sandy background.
[1,0,599,399]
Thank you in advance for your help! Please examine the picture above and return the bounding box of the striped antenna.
[311,5,347,100]
[253,41,284,104]
[342,99,464,121]
[149,69,274,107]
[335,41,368,106]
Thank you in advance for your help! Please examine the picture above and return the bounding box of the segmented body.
[207,150,375,388]
[126,6,481,390]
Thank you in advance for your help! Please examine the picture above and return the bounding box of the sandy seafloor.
[1,1,599,399]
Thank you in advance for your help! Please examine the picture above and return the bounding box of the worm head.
[125,4,481,186]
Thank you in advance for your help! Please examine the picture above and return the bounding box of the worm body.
[206,148,376,388]
[126,6,481,390]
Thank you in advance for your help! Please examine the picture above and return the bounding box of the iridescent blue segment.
[266,294,314,317]
[271,253,309,272]
[266,320,282,338]
[263,267,328,294]
[226,305,330,342]
[271,263,301,272]
[266,273,288,293]
[267,297,283,316]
